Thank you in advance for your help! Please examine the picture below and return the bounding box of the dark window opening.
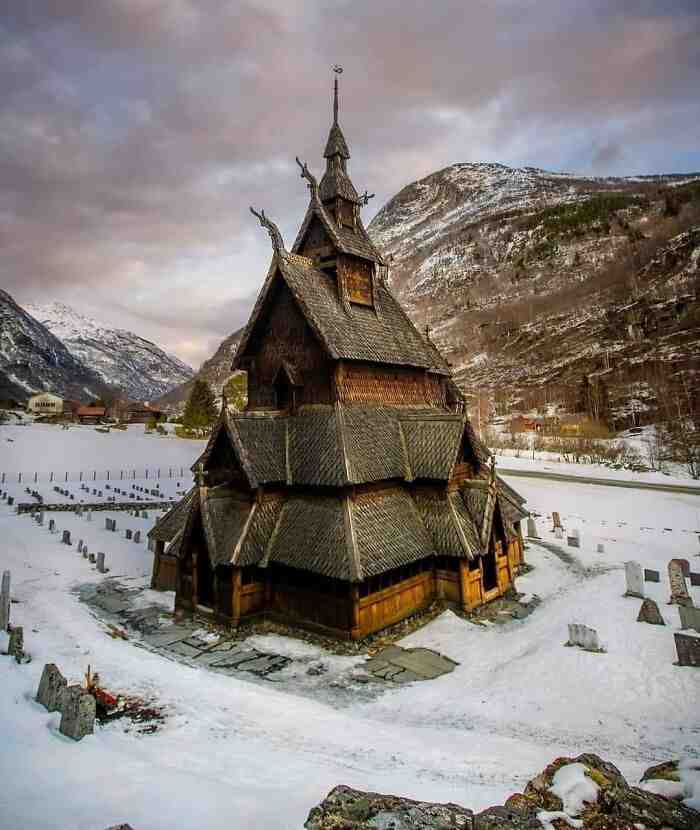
[482,548,498,591]
[274,371,292,410]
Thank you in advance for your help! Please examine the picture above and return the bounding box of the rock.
[641,760,680,783]
[8,626,25,662]
[36,663,67,712]
[0,570,10,631]
[59,685,96,740]
[303,785,473,829]
[637,598,665,626]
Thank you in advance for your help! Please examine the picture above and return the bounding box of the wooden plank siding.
[336,361,447,407]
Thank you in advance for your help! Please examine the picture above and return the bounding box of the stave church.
[149,75,527,640]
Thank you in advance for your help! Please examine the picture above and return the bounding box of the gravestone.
[86,511,92,522]
[59,686,96,740]
[644,568,661,583]
[1,570,11,631]
[142,511,148,520]
[111,519,117,531]
[690,572,700,587]
[554,526,563,540]
[105,517,111,531]
[37,512,43,526]
[89,553,96,564]
[597,543,605,553]
[679,605,700,633]
[125,529,132,540]
[668,559,693,607]
[567,528,580,548]
[526,517,539,538]
[7,496,13,506]
[36,663,67,712]
[551,511,562,531]
[82,547,89,559]
[624,561,644,598]
[566,623,602,652]
[61,530,71,546]
[674,632,700,668]
[637,598,665,626]
[97,552,107,574]
[8,626,25,662]
[134,531,141,544]
[77,540,83,553]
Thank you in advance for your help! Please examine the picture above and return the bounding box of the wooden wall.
[336,361,447,407]
[270,583,353,633]
[245,277,333,408]
[358,571,434,636]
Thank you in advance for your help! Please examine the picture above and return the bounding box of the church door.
[196,546,215,608]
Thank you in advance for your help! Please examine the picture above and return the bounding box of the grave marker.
[89,553,96,564]
[624,561,644,598]
[679,605,700,633]
[674,632,700,668]
[526,517,539,538]
[668,559,693,607]
[567,528,580,548]
[97,552,107,574]
[62,530,72,546]
[134,531,141,544]
[566,623,602,652]
[36,664,67,712]
[82,546,89,559]
[125,529,132,540]
[0,571,10,631]
[597,543,605,553]
[637,598,665,626]
[59,686,96,740]
[48,519,55,532]
[8,626,25,662]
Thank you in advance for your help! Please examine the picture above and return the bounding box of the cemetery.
[1,420,699,828]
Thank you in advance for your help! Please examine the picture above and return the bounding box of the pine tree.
[183,379,217,431]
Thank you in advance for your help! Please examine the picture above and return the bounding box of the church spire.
[320,66,359,206]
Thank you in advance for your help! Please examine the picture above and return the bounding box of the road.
[498,467,700,496]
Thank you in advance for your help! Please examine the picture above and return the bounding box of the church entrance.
[482,543,498,592]
[196,545,215,608]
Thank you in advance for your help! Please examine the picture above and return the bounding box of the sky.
[1,1,699,369]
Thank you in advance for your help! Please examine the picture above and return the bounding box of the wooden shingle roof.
[194,406,481,488]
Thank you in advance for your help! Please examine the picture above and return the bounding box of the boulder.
[304,754,700,829]
[641,760,680,783]
[637,598,665,626]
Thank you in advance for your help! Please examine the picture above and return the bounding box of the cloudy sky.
[2,1,699,368]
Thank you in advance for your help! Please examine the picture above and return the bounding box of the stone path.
[364,645,457,683]
[79,579,459,689]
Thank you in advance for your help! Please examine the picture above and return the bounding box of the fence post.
[169,467,172,478]
[93,471,96,481]
[146,469,149,480]
[107,470,110,481]
[1,473,4,484]
[50,472,53,483]
[65,472,68,482]
[34,472,37,483]
[133,470,135,480]
[157,469,160,479]
[18,472,22,484]
[120,470,123,481]
[79,471,83,482]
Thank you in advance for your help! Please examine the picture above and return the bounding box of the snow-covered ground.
[1,426,699,829]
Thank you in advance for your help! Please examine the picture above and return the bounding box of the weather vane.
[332,64,343,74]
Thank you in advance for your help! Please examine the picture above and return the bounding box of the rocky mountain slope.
[368,163,700,422]
[27,302,194,402]
[154,327,243,409]
[0,290,109,402]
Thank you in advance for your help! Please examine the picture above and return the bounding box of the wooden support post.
[350,585,361,640]
[191,553,199,608]
[231,567,242,626]
[459,561,471,613]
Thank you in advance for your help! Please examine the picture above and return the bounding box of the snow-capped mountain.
[0,290,108,402]
[27,302,194,402]
[368,162,700,421]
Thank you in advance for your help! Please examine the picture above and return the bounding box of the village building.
[149,76,528,639]
[75,405,106,424]
[27,392,63,416]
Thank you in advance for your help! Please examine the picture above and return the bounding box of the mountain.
[155,328,244,410]
[368,163,700,423]
[27,302,194,402]
[0,290,109,402]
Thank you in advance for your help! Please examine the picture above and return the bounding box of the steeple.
[320,66,359,208]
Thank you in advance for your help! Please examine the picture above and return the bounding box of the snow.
[638,778,685,798]
[1,425,700,829]
[550,763,599,815]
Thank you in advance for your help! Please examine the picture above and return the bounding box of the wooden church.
[149,75,528,640]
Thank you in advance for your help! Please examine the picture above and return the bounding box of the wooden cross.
[195,462,206,487]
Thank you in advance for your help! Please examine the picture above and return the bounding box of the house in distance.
[149,74,528,640]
